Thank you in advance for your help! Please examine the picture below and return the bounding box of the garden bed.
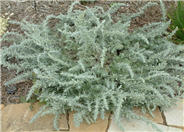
[1,1,183,132]
[0,0,175,105]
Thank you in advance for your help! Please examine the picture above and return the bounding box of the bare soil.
[0,0,175,105]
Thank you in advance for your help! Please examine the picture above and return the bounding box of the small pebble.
[6,85,17,94]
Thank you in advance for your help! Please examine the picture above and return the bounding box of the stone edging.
[1,99,183,132]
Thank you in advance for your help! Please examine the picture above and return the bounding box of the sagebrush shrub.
[1,1,184,131]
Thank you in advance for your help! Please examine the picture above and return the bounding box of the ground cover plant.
[1,1,184,131]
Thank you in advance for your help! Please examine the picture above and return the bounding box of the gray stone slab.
[164,99,184,128]
[108,117,183,132]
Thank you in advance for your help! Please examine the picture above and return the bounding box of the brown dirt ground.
[0,0,175,105]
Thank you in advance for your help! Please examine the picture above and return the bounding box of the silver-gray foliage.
[1,1,184,131]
